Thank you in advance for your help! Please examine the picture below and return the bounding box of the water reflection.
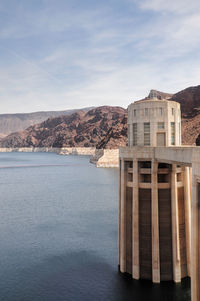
[0,250,191,301]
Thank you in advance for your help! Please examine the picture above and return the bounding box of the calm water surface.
[0,152,190,301]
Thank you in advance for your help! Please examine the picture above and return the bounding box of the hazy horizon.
[0,105,97,116]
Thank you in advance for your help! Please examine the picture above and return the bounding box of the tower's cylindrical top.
[128,97,181,147]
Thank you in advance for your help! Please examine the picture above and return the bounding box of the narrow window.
[144,122,150,146]
[172,108,174,115]
[133,123,137,146]
[171,122,175,145]
[159,108,163,115]
[134,109,136,117]
[158,122,164,129]
[128,124,130,146]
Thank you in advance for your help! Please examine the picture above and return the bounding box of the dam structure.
[119,94,200,301]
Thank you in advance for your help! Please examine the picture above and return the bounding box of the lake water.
[0,152,190,301]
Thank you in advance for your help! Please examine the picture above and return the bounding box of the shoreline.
[0,147,119,168]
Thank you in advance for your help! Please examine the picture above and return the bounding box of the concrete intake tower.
[119,95,191,283]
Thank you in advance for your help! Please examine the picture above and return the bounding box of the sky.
[0,0,200,113]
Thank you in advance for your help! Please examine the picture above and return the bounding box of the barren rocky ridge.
[0,107,93,136]
[0,106,127,149]
[1,85,200,148]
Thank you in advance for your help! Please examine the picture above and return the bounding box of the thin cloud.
[138,0,200,14]
[0,0,199,113]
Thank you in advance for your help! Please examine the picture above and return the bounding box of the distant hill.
[0,107,93,136]
[1,85,200,149]
[0,106,127,149]
[170,85,200,145]
[171,85,200,116]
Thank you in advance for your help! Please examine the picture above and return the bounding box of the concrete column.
[184,166,191,276]
[151,160,160,283]
[191,176,200,301]
[132,159,139,279]
[171,164,181,282]
[118,160,121,266]
[120,159,126,273]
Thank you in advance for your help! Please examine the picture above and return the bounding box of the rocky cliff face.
[170,85,200,145]
[171,86,200,116]
[0,107,93,136]
[0,106,127,149]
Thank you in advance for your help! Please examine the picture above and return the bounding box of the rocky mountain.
[1,84,200,149]
[170,85,200,145]
[171,86,200,116]
[0,107,93,136]
[0,106,127,149]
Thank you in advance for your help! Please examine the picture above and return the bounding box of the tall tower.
[119,96,191,283]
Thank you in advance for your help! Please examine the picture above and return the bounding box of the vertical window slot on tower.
[144,122,150,145]
[133,123,137,146]
[171,122,175,145]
